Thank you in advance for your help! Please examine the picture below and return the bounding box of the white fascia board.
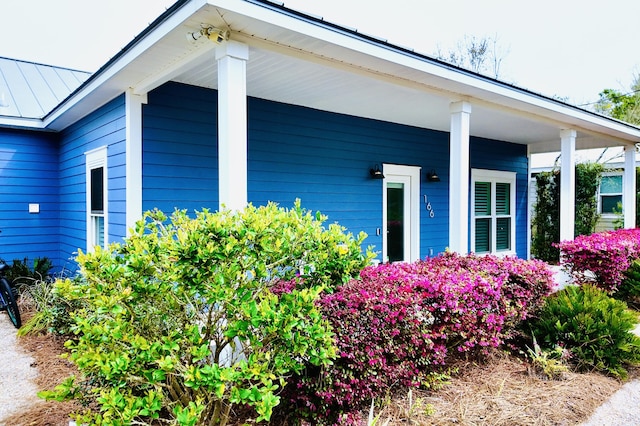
[0,116,47,130]
[43,0,208,131]
[217,0,640,142]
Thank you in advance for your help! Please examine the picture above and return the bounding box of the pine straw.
[4,310,83,426]
[8,310,633,426]
[374,351,631,426]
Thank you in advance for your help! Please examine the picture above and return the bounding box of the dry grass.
[7,310,632,426]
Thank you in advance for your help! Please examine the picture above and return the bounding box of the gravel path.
[581,380,640,425]
[0,315,39,424]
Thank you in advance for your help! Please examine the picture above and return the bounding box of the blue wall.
[247,96,451,258]
[470,137,529,257]
[142,82,218,214]
[140,82,529,259]
[58,95,126,266]
[0,128,60,265]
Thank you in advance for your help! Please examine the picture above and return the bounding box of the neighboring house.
[1,0,640,271]
[530,149,639,233]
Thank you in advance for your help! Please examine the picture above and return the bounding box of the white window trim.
[85,146,108,251]
[598,171,623,218]
[471,169,516,256]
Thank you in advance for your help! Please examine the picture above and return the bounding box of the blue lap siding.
[58,95,126,265]
[141,82,528,259]
[1,82,531,268]
[0,128,60,265]
[142,82,218,214]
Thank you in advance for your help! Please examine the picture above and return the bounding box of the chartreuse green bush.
[527,284,640,378]
[41,201,374,426]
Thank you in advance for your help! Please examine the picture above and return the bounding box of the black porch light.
[426,170,441,182]
[369,164,385,179]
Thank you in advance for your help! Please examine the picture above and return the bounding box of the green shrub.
[18,277,83,336]
[617,258,640,309]
[43,201,373,425]
[527,284,640,378]
[0,256,53,289]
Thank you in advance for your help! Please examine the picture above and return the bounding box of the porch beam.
[449,101,472,254]
[216,40,249,211]
[624,144,637,228]
[559,129,576,242]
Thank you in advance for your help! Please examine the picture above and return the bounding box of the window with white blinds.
[85,146,108,251]
[471,169,516,255]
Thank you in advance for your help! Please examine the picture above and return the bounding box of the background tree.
[595,74,640,125]
[435,35,509,79]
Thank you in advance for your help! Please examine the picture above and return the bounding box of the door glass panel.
[387,183,404,262]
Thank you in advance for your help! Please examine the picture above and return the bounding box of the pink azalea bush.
[281,252,555,424]
[556,228,640,293]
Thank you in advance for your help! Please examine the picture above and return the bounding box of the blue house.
[1,0,639,271]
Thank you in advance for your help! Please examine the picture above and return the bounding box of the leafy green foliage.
[595,74,640,125]
[18,276,83,336]
[45,201,373,425]
[526,285,640,378]
[575,162,603,237]
[617,258,640,309]
[0,256,52,288]
[526,334,568,380]
[532,163,603,262]
[532,171,560,262]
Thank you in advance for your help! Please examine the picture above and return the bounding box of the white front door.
[383,164,421,263]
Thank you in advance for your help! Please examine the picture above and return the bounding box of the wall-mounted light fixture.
[369,164,385,179]
[186,25,230,44]
[426,170,441,182]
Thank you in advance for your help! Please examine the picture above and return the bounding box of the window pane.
[475,218,491,253]
[601,195,622,213]
[475,182,491,216]
[496,217,511,251]
[91,167,104,212]
[387,185,404,262]
[600,175,622,194]
[496,183,510,215]
[92,216,104,248]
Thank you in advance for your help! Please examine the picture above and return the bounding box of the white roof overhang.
[12,0,640,154]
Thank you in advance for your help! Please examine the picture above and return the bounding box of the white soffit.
[27,0,640,152]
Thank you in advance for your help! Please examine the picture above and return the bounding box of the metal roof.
[0,57,90,119]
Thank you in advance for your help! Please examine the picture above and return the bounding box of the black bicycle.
[0,263,21,328]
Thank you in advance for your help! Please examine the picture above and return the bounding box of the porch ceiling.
[45,0,640,153]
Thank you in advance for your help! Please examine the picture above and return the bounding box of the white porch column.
[216,41,249,211]
[449,101,472,254]
[559,129,576,241]
[624,144,637,228]
[125,89,147,235]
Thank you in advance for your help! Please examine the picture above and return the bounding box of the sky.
[0,0,638,107]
